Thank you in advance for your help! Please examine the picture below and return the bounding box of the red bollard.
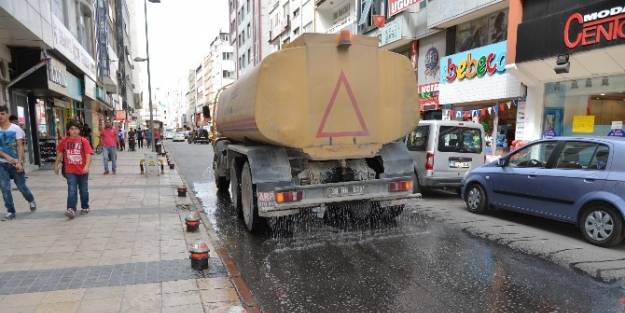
[185,211,200,232]
[189,241,210,270]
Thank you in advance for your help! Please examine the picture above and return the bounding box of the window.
[438,126,482,154]
[293,8,300,17]
[222,52,233,60]
[406,126,429,151]
[247,49,251,65]
[223,70,233,78]
[246,0,250,14]
[455,10,507,53]
[508,141,558,168]
[293,27,300,35]
[588,145,610,170]
[247,23,251,39]
[555,142,609,170]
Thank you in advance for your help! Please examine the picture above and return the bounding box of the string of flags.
[445,99,519,120]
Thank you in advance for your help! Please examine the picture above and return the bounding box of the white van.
[404,120,486,193]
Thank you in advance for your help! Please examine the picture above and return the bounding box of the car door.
[489,141,559,213]
[405,124,430,183]
[435,125,484,179]
[532,141,609,222]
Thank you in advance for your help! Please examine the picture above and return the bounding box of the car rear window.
[406,125,429,151]
[438,126,482,154]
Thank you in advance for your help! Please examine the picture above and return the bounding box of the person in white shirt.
[0,106,36,220]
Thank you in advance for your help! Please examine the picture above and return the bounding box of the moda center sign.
[564,4,625,48]
[516,0,625,63]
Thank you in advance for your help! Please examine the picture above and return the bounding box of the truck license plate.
[326,185,365,197]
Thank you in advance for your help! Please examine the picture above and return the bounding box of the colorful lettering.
[465,53,478,79]
[456,59,467,80]
[477,56,487,77]
[486,52,497,75]
[446,58,457,82]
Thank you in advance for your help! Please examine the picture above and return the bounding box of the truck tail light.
[425,152,434,170]
[275,191,303,204]
[389,180,413,193]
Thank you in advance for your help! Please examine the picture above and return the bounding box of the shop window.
[508,141,558,168]
[406,126,429,151]
[438,126,483,154]
[455,10,507,53]
[544,74,625,137]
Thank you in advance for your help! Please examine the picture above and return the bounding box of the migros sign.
[440,41,507,84]
[564,5,625,49]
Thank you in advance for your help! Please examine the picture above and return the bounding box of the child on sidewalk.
[54,121,93,219]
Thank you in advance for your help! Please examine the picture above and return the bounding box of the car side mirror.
[497,158,507,167]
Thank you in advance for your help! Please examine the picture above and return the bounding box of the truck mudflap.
[255,176,420,217]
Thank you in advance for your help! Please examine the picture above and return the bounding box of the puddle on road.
[188,174,625,313]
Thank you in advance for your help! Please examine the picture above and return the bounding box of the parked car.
[165,131,174,140]
[404,120,485,194]
[462,137,625,247]
[193,128,210,144]
[173,132,186,142]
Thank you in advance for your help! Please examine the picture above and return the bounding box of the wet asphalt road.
[166,141,625,313]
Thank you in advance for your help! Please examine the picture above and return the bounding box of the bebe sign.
[440,41,507,84]
[564,5,625,49]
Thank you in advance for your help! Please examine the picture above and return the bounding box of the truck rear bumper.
[256,177,419,217]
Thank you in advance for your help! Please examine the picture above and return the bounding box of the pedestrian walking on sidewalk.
[117,126,126,151]
[145,129,152,149]
[100,121,118,175]
[137,127,144,149]
[54,121,93,219]
[0,106,36,221]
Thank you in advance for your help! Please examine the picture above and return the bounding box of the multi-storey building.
[314,0,358,34]
[228,0,271,77]
[0,0,115,169]
[186,69,197,127]
[268,0,314,53]
[205,32,235,115]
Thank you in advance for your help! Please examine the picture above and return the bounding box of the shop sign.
[515,101,527,139]
[52,16,96,80]
[378,19,402,47]
[418,32,446,85]
[517,0,625,63]
[84,76,97,101]
[47,57,68,97]
[608,121,625,136]
[440,41,507,84]
[572,115,595,133]
[388,0,421,17]
[328,15,355,34]
[564,5,625,49]
[418,83,439,110]
[66,72,83,102]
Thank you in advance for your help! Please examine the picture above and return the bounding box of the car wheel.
[464,183,488,214]
[580,204,624,247]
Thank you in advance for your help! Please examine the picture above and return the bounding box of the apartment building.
[267,0,314,53]
[228,0,271,77]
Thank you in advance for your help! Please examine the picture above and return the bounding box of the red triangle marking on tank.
[316,71,369,138]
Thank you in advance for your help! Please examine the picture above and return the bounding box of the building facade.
[315,0,358,34]
[509,0,625,141]
[267,0,314,53]
[229,0,271,77]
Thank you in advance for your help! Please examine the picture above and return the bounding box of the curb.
[165,143,262,313]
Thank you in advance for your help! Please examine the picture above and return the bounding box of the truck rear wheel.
[229,166,241,212]
[213,158,229,190]
[241,161,264,233]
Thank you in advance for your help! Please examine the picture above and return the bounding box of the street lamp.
[134,0,161,152]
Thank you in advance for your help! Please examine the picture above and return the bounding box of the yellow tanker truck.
[212,33,419,232]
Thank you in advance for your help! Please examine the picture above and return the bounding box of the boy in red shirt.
[54,121,93,218]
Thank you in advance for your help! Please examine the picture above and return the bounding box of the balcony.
[269,16,290,41]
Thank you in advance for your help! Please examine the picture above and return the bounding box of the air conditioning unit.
[0,59,9,83]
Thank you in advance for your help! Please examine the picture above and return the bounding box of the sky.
[130,0,229,100]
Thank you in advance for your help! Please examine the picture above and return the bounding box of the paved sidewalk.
[0,148,243,313]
